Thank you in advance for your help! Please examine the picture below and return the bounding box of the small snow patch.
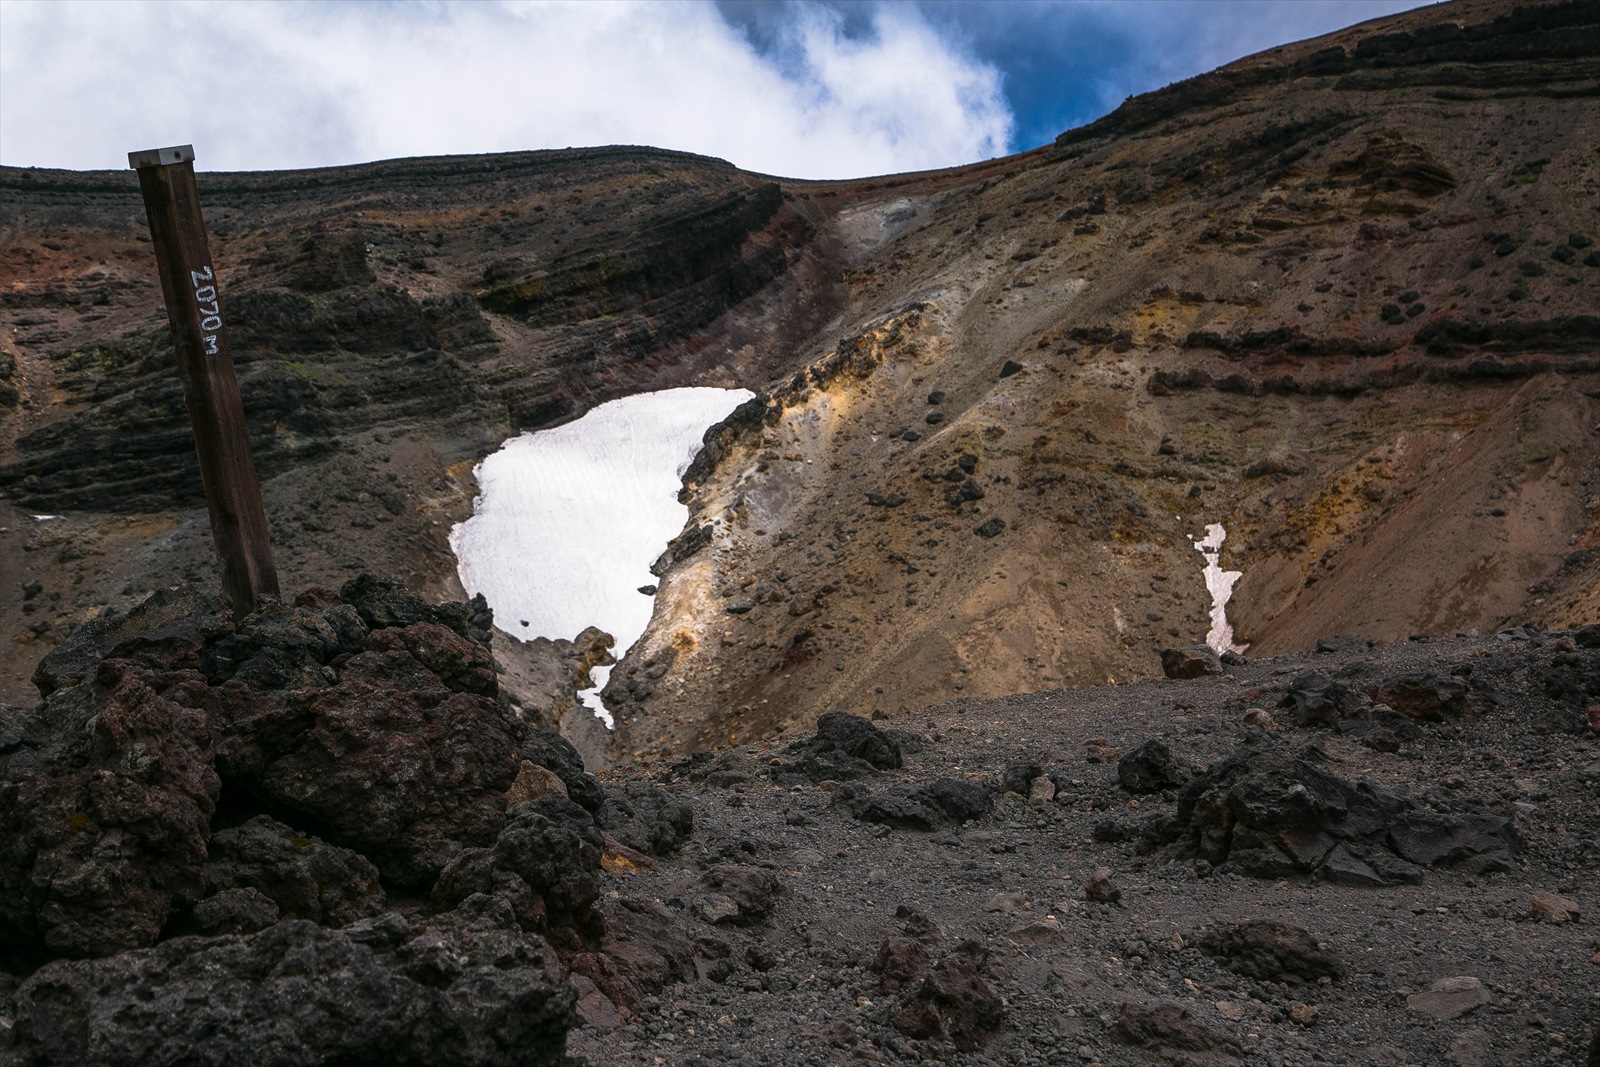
[1192,523,1247,655]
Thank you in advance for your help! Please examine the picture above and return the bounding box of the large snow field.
[451,387,754,724]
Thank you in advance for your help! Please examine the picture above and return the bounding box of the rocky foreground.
[0,581,1596,1065]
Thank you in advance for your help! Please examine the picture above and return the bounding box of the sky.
[0,0,1427,180]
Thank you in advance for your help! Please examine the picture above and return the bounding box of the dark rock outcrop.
[1161,646,1222,679]
[431,796,605,934]
[781,711,904,782]
[196,815,385,929]
[887,941,1004,1052]
[1118,739,1188,794]
[3,918,574,1067]
[1160,744,1520,883]
[837,777,993,831]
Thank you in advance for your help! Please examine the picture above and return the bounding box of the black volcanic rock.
[0,659,220,960]
[1162,743,1521,882]
[782,711,903,781]
[838,777,993,831]
[1197,920,1346,982]
[4,919,573,1067]
[198,815,385,929]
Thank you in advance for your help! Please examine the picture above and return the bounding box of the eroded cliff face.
[602,0,1600,760]
[3,1,1598,756]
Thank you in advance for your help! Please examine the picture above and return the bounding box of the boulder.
[1160,646,1221,679]
[1162,744,1520,882]
[782,711,903,781]
[1118,739,1188,794]
[888,942,1004,1051]
[431,796,604,934]
[1368,673,1468,721]
[837,778,993,831]
[1113,999,1241,1063]
[209,656,522,887]
[0,660,219,959]
[597,782,694,856]
[1407,976,1490,1020]
[1197,921,1345,982]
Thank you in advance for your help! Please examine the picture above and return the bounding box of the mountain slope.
[2,0,1597,763]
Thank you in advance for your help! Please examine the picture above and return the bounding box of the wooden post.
[129,144,278,620]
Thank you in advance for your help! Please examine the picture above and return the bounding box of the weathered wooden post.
[129,144,278,620]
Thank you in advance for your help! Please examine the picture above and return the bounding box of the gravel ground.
[567,630,1600,1067]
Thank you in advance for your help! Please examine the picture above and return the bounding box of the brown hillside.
[1,0,1596,769]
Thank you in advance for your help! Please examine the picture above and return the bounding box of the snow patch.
[1191,523,1248,655]
[450,387,754,727]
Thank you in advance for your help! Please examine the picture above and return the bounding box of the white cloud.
[0,0,1012,179]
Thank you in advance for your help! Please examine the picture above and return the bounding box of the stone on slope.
[1113,999,1241,1064]
[1407,976,1490,1020]
[1118,738,1188,794]
[782,711,903,782]
[887,941,1004,1052]
[837,778,993,831]
[1197,921,1345,982]
[209,646,523,887]
[431,796,604,934]
[1162,743,1520,882]
[1160,646,1221,679]
[597,782,694,856]
[0,660,220,958]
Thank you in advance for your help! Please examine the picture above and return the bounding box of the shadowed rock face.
[6,918,575,1067]
[0,576,612,965]
[2,0,1597,753]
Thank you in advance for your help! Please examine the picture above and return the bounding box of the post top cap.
[128,145,195,169]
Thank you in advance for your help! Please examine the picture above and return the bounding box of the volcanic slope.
[2,0,1598,762]
[605,0,1600,761]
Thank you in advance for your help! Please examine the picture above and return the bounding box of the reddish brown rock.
[0,660,219,959]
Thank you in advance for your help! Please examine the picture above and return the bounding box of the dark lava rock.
[998,760,1045,796]
[1197,920,1346,982]
[888,942,1003,1052]
[872,937,933,994]
[699,864,783,925]
[839,778,994,831]
[209,650,522,887]
[1368,672,1468,721]
[0,659,220,959]
[31,585,229,698]
[1282,670,1367,726]
[597,782,694,856]
[782,711,903,781]
[2,576,528,961]
[198,815,385,929]
[2,918,574,1067]
[1164,744,1520,882]
[1160,646,1221,679]
[366,622,498,698]
[567,896,696,1015]
[519,728,606,815]
[999,360,1024,378]
[1118,739,1188,794]
[339,573,493,647]
[972,516,1006,538]
[200,596,366,691]
[1113,999,1241,1061]
[191,887,281,936]
[432,796,604,934]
